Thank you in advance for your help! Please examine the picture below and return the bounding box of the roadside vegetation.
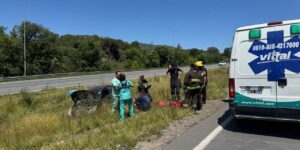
[0,68,228,149]
[0,22,231,77]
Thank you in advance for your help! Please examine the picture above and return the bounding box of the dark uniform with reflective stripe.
[198,67,208,104]
[138,79,151,93]
[183,67,204,109]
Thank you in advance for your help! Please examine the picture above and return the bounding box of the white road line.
[193,116,233,150]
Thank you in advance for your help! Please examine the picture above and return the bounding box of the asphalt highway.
[163,102,300,150]
[0,64,219,95]
[205,112,300,150]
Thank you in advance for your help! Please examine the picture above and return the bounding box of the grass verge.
[0,68,228,149]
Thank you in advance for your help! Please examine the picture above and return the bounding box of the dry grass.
[0,68,228,149]
[206,67,229,100]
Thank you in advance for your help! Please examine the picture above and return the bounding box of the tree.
[207,47,220,54]
[0,26,23,76]
[223,47,232,58]
[155,46,172,66]
[176,43,182,49]
[0,21,228,76]
[11,21,59,74]
[174,49,189,65]
[100,38,122,61]
[131,41,140,48]
[145,50,160,68]
[0,26,6,33]
[189,48,203,57]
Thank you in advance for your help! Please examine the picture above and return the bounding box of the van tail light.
[229,78,235,98]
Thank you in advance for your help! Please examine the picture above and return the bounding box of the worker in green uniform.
[111,71,121,113]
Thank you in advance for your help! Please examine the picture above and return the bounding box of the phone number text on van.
[253,42,299,51]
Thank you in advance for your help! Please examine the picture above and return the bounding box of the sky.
[1,0,300,51]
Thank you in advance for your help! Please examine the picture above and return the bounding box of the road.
[0,64,219,95]
[163,102,300,150]
[205,112,300,150]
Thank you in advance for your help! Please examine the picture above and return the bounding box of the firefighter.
[183,64,204,110]
[195,60,208,104]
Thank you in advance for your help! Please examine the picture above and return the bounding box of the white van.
[229,19,300,122]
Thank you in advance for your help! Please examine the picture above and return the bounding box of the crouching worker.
[183,64,204,110]
[138,75,151,93]
[135,87,152,112]
[138,75,153,101]
[118,73,135,120]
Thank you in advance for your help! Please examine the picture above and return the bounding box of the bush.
[21,89,34,107]
[125,60,144,70]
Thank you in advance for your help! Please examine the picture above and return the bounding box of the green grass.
[0,68,228,150]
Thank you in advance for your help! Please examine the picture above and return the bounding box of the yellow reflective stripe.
[191,79,201,82]
[186,86,201,90]
[143,83,150,86]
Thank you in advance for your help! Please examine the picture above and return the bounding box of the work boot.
[171,95,177,101]
[196,110,201,113]
[183,96,190,107]
[192,104,197,108]
[202,92,207,104]
[177,95,181,101]
[192,97,197,108]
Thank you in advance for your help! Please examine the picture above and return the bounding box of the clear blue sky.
[1,0,299,51]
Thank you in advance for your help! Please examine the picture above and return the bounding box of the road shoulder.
[135,100,228,150]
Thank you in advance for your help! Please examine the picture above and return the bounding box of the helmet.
[194,61,203,67]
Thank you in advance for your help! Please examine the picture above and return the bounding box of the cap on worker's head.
[194,61,203,67]
[139,75,144,78]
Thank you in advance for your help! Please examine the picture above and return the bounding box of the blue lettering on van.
[248,31,300,81]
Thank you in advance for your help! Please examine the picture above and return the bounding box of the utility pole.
[172,30,175,63]
[23,0,27,76]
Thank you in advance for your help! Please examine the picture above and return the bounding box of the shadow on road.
[217,106,300,140]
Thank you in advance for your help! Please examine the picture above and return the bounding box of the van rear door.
[234,26,277,117]
[275,24,300,119]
